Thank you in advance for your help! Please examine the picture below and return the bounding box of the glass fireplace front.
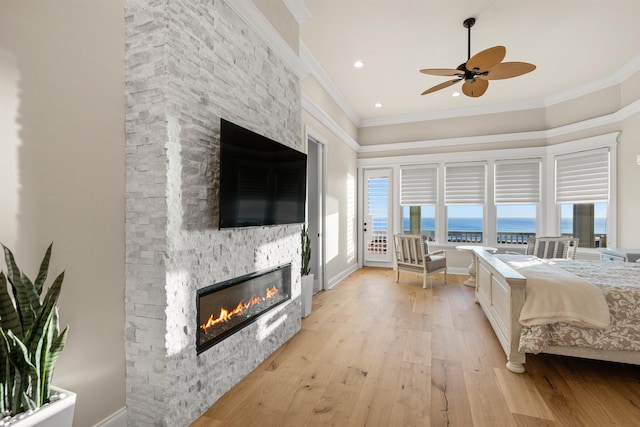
[196,263,291,354]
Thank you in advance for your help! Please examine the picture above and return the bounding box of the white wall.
[0,1,126,426]
[301,110,359,283]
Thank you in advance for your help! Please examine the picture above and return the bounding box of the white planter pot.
[301,274,314,318]
[6,386,76,427]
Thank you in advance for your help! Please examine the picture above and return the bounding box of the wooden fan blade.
[466,46,506,73]
[479,62,536,80]
[421,78,461,95]
[420,68,464,77]
[461,79,489,97]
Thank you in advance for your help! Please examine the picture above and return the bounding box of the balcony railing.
[447,231,483,243]
[413,230,606,247]
[496,232,536,245]
[447,231,536,244]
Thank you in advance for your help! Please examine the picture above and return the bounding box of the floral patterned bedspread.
[517,259,640,354]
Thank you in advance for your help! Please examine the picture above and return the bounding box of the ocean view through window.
[399,215,606,243]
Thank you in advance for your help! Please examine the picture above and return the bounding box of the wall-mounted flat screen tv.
[219,119,307,228]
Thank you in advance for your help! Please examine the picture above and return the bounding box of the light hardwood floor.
[192,268,640,427]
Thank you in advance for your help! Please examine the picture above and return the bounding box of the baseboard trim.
[94,407,127,427]
[327,263,358,289]
[447,267,468,276]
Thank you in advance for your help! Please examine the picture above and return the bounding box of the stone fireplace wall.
[125,0,302,425]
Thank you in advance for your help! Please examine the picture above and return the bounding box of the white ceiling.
[298,0,640,125]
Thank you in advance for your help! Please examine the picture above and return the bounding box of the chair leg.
[444,269,447,284]
[395,269,400,283]
[423,274,428,289]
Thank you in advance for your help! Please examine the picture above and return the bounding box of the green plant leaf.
[21,391,37,412]
[2,245,45,334]
[20,273,41,313]
[0,328,14,413]
[6,330,37,414]
[301,225,312,276]
[25,272,63,358]
[0,244,66,414]
[1,245,38,335]
[42,325,67,404]
[33,244,52,296]
[2,245,21,292]
[0,272,22,339]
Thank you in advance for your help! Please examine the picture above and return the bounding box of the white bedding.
[497,255,610,329]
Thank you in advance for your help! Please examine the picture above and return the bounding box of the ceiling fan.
[420,17,536,97]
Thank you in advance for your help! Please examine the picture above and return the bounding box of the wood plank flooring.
[191,267,640,427]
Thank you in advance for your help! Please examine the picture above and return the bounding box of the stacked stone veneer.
[125,1,302,425]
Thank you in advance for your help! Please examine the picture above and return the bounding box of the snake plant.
[0,243,68,416]
[301,225,311,276]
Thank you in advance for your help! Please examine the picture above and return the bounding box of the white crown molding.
[299,41,362,127]
[357,130,547,153]
[545,132,620,156]
[226,0,307,79]
[283,0,311,24]
[357,133,619,168]
[545,53,640,107]
[352,52,640,128]
[546,97,640,138]
[614,52,640,83]
[360,98,546,128]
[357,143,548,168]
[301,92,360,152]
[359,97,640,154]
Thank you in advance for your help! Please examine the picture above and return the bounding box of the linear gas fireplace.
[197,263,292,354]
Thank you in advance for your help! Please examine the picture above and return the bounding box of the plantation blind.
[556,148,609,203]
[494,159,541,204]
[400,165,437,206]
[445,162,486,205]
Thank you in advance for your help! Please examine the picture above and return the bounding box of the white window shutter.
[400,166,437,206]
[445,162,486,205]
[556,148,609,204]
[495,159,541,204]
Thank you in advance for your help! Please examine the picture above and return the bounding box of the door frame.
[305,126,327,291]
[359,167,394,267]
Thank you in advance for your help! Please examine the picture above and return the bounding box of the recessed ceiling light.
[353,60,365,68]
[452,91,461,97]
[374,102,382,108]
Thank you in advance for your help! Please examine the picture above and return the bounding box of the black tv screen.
[219,119,307,228]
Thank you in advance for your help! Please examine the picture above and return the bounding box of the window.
[402,205,435,239]
[560,203,608,248]
[445,162,486,243]
[447,205,483,243]
[366,175,390,256]
[400,166,437,239]
[556,148,609,248]
[494,159,541,245]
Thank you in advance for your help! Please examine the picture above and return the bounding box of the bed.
[472,248,640,373]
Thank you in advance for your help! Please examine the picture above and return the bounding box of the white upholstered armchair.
[393,234,447,288]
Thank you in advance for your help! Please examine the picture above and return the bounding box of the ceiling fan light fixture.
[419,17,535,98]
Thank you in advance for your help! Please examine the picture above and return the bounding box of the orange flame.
[200,286,279,334]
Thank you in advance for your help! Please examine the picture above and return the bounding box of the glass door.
[363,169,392,264]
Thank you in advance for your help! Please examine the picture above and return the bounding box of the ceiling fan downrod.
[463,17,476,61]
